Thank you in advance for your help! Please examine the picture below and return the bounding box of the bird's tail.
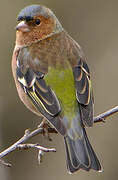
[64,128,102,173]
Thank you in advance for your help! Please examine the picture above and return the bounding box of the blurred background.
[0,0,118,179]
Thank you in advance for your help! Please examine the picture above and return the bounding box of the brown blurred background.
[0,0,118,179]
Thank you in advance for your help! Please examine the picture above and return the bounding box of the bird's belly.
[44,66,77,119]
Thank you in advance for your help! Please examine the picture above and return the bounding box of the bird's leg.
[43,122,53,141]
[38,119,57,141]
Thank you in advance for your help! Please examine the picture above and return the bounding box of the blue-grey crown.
[18,5,54,21]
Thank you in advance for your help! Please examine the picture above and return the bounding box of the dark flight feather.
[73,58,94,127]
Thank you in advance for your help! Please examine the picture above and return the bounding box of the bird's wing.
[73,58,94,127]
[16,48,66,135]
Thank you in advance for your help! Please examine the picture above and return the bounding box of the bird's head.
[15,5,63,46]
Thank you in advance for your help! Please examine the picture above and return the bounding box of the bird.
[12,4,102,173]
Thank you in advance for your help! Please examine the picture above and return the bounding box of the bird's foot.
[42,123,53,141]
[38,121,57,141]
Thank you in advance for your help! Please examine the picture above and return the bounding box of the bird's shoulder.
[16,31,86,74]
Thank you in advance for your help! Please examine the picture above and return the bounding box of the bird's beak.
[16,21,30,32]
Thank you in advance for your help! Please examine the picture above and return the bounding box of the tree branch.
[0,106,118,167]
[0,126,57,166]
[17,143,56,152]
[94,106,118,123]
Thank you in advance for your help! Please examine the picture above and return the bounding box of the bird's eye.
[35,19,41,25]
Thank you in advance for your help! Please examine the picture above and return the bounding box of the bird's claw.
[100,118,106,123]
[38,121,53,141]
[42,123,53,141]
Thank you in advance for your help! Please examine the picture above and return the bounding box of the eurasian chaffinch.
[12,4,102,173]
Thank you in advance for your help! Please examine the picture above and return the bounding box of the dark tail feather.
[64,128,102,173]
